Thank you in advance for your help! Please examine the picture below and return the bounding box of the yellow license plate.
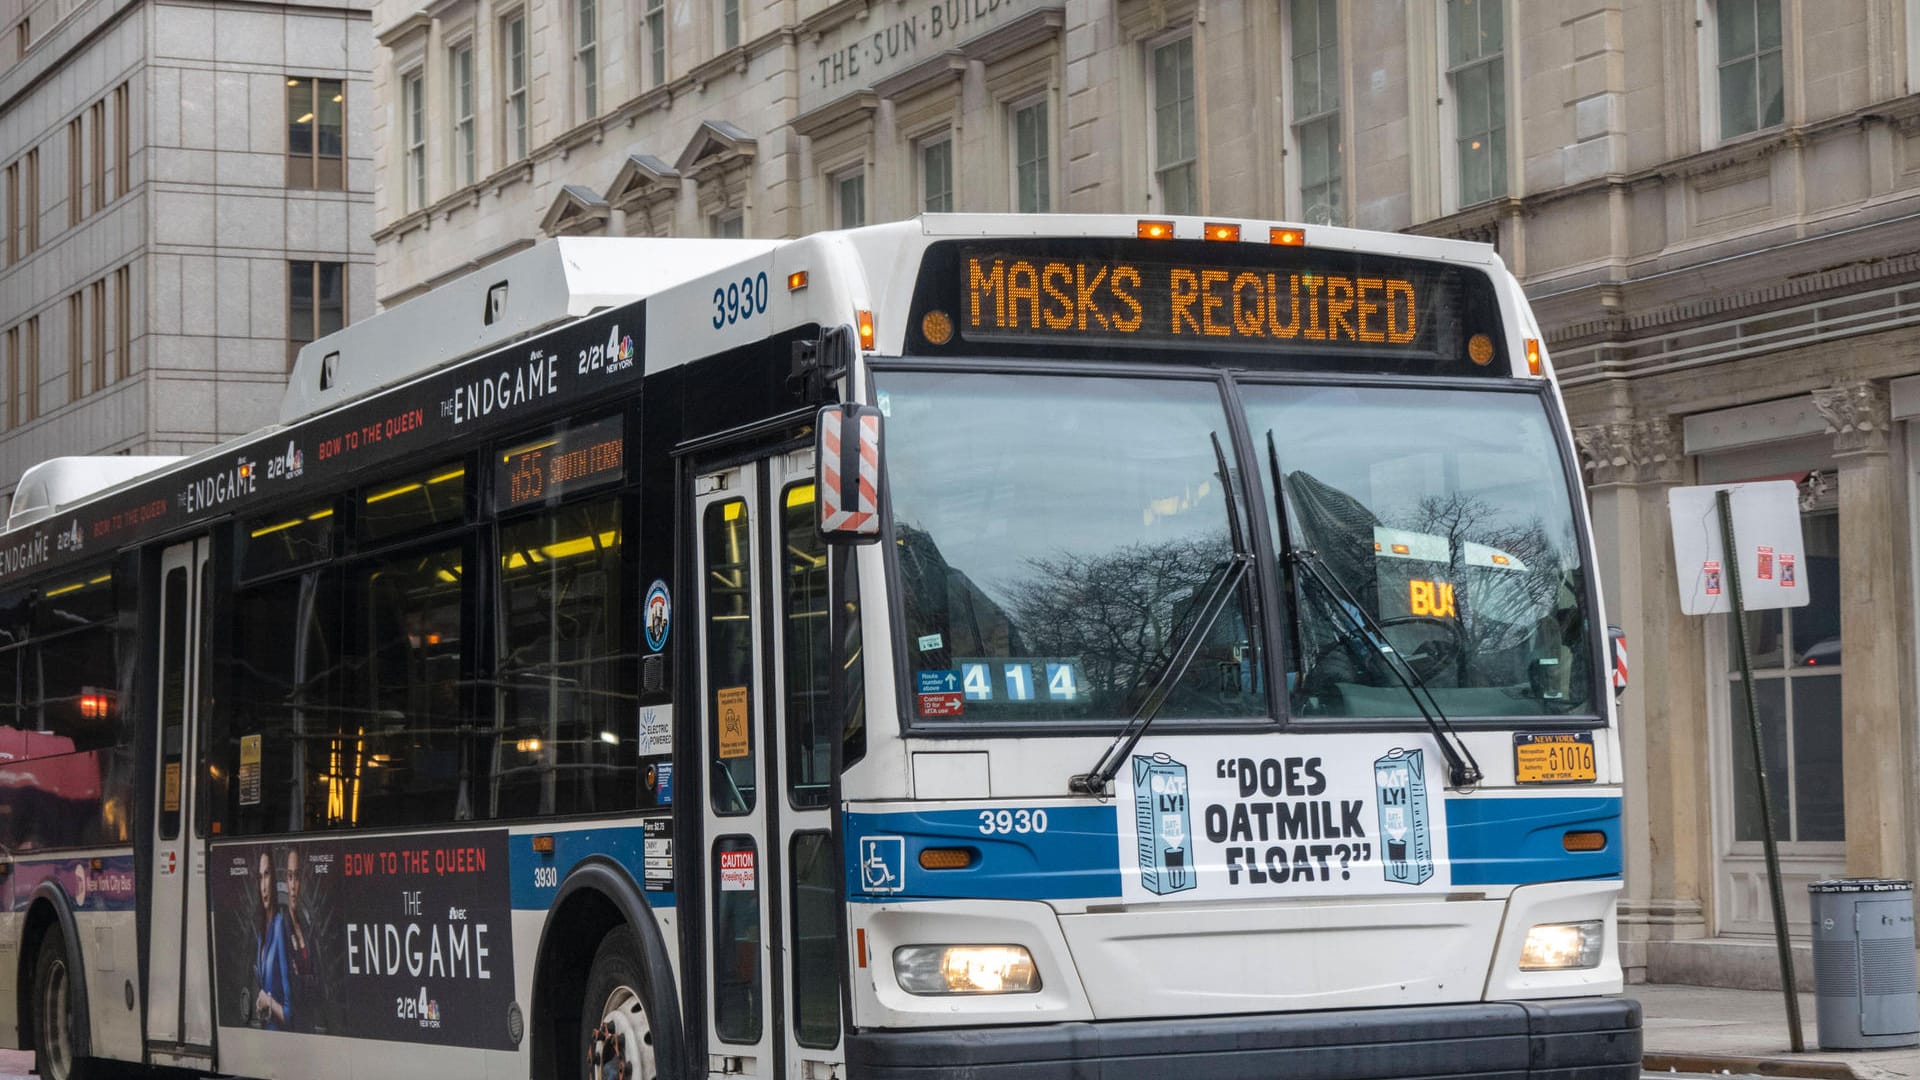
[1513,732,1597,784]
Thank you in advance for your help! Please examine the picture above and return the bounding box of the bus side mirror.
[1608,625,1628,700]
[816,404,883,544]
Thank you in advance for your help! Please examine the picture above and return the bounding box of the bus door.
[146,536,214,1062]
[694,451,843,1080]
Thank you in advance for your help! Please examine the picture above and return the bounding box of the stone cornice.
[1574,418,1684,487]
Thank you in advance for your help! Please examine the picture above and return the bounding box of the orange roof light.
[1269,226,1306,246]
[856,309,876,351]
[787,270,809,291]
[1524,338,1543,376]
[1137,219,1175,240]
[1204,222,1241,242]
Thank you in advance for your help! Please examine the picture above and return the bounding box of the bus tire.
[581,926,657,1080]
[31,924,95,1080]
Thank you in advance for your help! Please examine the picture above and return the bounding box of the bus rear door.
[145,537,214,1067]
[694,451,843,1080]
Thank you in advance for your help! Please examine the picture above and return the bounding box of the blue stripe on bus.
[1445,796,1622,885]
[508,827,675,910]
[843,797,1619,903]
[844,807,1123,903]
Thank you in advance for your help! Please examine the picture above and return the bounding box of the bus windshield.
[877,370,1265,725]
[1252,383,1595,718]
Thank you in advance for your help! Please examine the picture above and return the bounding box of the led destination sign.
[496,414,625,511]
[909,240,1504,373]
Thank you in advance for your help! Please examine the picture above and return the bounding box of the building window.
[113,83,129,199]
[21,316,37,423]
[711,211,743,238]
[5,161,16,264]
[1715,0,1783,139]
[89,100,105,213]
[920,136,953,213]
[23,149,37,254]
[289,261,346,370]
[67,117,82,226]
[14,19,25,60]
[1446,0,1506,208]
[1290,0,1342,225]
[114,265,130,381]
[288,77,345,190]
[450,44,476,188]
[722,0,740,50]
[1151,37,1196,215]
[2,326,14,429]
[1727,513,1842,843]
[646,0,667,87]
[835,170,866,228]
[404,71,426,211]
[575,0,598,120]
[67,292,82,401]
[503,14,529,161]
[1013,99,1050,213]
[90,279,105,391]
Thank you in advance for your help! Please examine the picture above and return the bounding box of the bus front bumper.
[845,996,1641,1079]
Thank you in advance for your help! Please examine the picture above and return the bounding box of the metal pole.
[1717,488,1805,1053]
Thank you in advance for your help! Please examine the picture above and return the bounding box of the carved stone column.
[1575,416,1707,982]
[1811,382,1912,880]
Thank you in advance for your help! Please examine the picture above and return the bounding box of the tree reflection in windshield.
[879,371,1264,724]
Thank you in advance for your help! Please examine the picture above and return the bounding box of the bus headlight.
[1518,920,1604,970]
[893,945,1040,995]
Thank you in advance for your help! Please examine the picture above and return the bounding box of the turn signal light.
[531,835,555,854]
[918,847,976,870]
[1269,226,1306,246]
[1204,222,1241,242]
[1562,831,1608,852]
[1137,220,1175,240]
[787,270,809,291]
[856,310,876,350]
[1525,338,1543,376]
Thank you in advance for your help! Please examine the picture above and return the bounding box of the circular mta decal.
[644,580,671,652]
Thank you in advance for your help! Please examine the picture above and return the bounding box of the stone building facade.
[0,0,374,496]
[371,0,1920,987]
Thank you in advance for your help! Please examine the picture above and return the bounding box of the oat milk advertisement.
[1118,738,1450,900]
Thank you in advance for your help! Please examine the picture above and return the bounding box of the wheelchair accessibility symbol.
[859,836,906,895]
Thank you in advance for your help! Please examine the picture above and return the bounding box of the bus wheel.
[33,925,90,1080]
[582,926,656,1080]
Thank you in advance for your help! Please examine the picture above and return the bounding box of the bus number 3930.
[978,809,1048,835]
[712,272,770,329]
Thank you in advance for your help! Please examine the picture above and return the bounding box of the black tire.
[32,925,94,1080]
[580,926,658,1080]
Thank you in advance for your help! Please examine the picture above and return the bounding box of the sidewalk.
[1632,984,1920,1079]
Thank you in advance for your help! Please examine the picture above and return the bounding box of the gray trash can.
[1810,879,1919,1049]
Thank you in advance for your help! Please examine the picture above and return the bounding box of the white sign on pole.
[1667,480,1810,616]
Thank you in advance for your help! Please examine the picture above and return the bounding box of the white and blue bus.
[0,215,1638,1080]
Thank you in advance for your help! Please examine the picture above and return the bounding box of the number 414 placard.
[955,658,1085,704]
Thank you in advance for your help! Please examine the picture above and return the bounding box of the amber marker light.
[1269,226,1306,246]
[921,309,954,345]
[1524,338,1543,376]
[1468,333,1495,366]
[856,309,877,350]
[918,847,976,870]
[1562,831,1608,853]
[531,835,556,854]
[1137,219,1175,240]
[787,270,809,291]
[1204,222,1241,242]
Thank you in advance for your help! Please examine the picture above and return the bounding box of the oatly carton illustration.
[1374,748,1435,885]
[1132,753,1196,895]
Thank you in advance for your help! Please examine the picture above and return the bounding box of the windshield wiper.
[1071,433,1251,796]
[1265,431,1482,790]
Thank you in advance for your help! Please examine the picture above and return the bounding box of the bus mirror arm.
[789,325,854,405]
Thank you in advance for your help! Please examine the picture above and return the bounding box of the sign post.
[1669,480,1809,1053]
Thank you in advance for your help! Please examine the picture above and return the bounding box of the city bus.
[0,215,1640,1080]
